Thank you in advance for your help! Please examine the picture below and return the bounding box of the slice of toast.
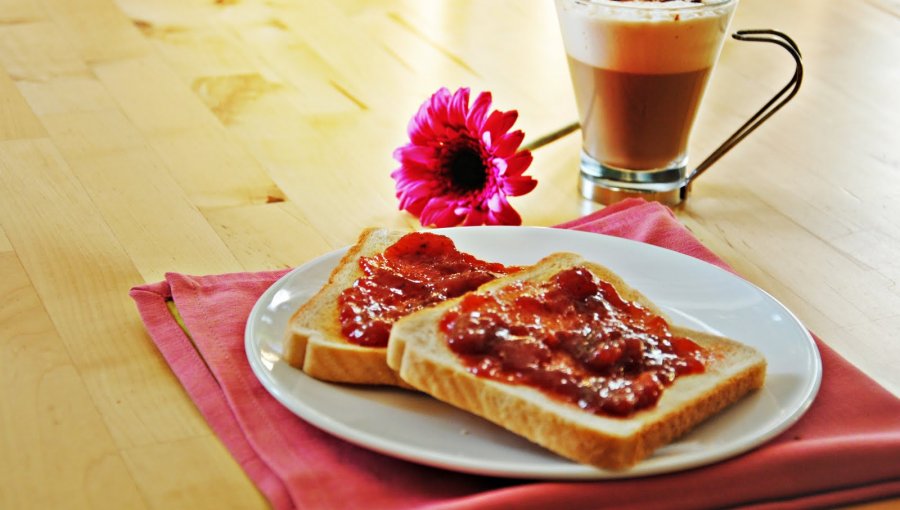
[284,228,409,386]
[387,252,767,470]
[284,227,519,387]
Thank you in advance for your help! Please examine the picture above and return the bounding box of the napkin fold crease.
[130,198,900,510]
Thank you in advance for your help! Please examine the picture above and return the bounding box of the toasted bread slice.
[284,228,409,386]
[284,227,519,387]
[387,252,767,470]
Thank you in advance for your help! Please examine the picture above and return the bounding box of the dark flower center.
[442,139,488,193]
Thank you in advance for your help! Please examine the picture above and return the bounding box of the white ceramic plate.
[245,226,821,479]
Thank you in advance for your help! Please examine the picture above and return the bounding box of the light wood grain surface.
[1,0,897,508]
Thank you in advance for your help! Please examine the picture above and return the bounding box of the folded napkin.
[130,198,900,510]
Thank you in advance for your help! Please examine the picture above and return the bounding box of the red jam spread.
[439,266,707,417]
[338,232,518,347]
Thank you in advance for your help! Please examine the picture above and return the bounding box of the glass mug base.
[578,151,687,206]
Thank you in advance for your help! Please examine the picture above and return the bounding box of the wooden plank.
[114,0,229,28]
[221,9,375,116]
[251,0,412,110]
[0,66,46,139]
[190,72,288,126]
[0,139,216,448]
[91,54,286,209]
[91,54,225,136]
[0,224,11,252]
[121,437,268,510]
[0,251,147,509]
[204,201,336,270]
[17,73,120,115]
[152,129,287,209]
[376,0,578,137]
[226,110,418,245]
[41,109,245,280]
[680,193,900,396]
[0,21,87,81]
[134,23,262,83]
[40,0,150,63]
[155,20,414,243]
[0,0,47,24]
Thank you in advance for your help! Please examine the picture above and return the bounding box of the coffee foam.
[555,0,737,74]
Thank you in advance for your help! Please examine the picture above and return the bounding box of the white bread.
[387,252,767,470]
[284,228,409,386]
[284,227,519,387]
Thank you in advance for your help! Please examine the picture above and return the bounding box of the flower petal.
[427,88,452,138]
[420,197,462,227]
[448,88,470,127]
[398,178,437,197]
[393,144,437,166]
[429,87,452,113]
[481,130,492,150]
[484,190,501,211]
[407,101,434,143]
[394,145,438,167]
[462,208,487,226]
[401,195,429,216]
[503,151,533,177]
[483,109,518,141]
[486,195,522,226]
[466,91,492,133]
[391,165,430,183]
[502,176,538,196]
[492,130,525,158]
[492,157,507,176]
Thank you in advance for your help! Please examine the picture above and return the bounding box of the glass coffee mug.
[554,0,802,205]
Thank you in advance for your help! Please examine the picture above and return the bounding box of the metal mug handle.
[681,29,804,199]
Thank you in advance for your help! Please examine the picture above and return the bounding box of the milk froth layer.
[556,0,737,74]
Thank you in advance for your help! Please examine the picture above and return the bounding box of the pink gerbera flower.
[391,87,537,227]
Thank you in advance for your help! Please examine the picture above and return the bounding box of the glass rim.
[572,0,737,11]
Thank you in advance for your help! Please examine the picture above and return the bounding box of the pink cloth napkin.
[130,198,900,510]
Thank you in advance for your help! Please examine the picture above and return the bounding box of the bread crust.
[387,252,767,470]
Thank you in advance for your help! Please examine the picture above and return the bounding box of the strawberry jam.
[338,232,518,347]
[439,266,707,417]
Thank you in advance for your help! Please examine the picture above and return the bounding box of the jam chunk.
[439,266,707,417]
[337,232,518,347]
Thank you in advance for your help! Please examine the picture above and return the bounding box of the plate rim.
[245,226,822,479]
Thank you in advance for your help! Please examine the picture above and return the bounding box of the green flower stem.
[521,121,580,152]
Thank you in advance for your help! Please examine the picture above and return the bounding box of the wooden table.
[1,0,897,507]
